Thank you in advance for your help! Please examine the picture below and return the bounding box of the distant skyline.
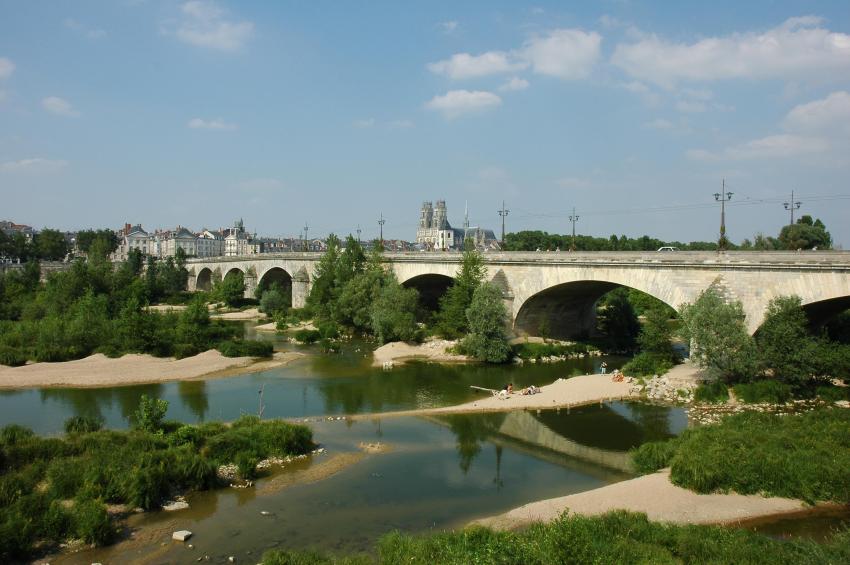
[1,1,849,245]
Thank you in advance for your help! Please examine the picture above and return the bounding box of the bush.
[64,415,104,434]
[46,456,86,499]
[733,380,793,404]
[72,498,114,545]
[217,339,274,358]
[236,452,259,480]
[0,345,27,367]
[462,283,511,363]
[693,381,729,404]
[816,385,850,402]
[630,438,682,474]
[294,329,321,344]
[621,352,675,377]
[511,342,597,360]
[133,394,169,433]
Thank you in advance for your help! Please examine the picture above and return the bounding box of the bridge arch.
[223,267,244,281]
[256,266,293,305]
[514,279,678,339]
[401,273,454,312]
[196,267,213,291]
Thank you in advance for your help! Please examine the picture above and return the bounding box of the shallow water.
[55,402,687,564]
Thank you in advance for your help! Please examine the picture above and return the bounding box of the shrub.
[72,498,114,545]
[816,385,850,402]
[693,381,729,404]
[733,380,793,404]
[46,456,87,499]
[294,329,321,344]
[236,452,259,480]
[0,345,27,367]
[64,415,104,434]
[621,352,675,377]
[217,339,273,358]
[132,395,169,433]
[172,343,200,359]
[630,438,681,474]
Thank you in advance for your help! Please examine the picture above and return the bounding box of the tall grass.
[261,511,850,564]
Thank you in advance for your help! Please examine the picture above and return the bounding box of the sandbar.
[471,469,824,530]
[0,350,305,389]
[372,339,470,367]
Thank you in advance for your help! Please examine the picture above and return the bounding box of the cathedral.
[416,200,499,250]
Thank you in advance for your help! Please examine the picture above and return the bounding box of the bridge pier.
[292,268,311,309]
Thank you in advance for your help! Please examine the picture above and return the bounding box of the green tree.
[463,283,511,363]
[756,295,816,386]
[370,274,419,344]
[597,288,640,351]
[214,271,245,307]
[307,234,341,320]
[34,228,68,261]
[76,229,119,255]
[778,215,832,250]
[435,248,487,339]
[638,306,676,359]
[679,289,757,383]
[177,296,211,349]
[133,394,169,433]
[259,286,289,317]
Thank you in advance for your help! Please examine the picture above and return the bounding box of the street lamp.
[714,180,733,252]
[568,207,579,251]
[783,191,801,225]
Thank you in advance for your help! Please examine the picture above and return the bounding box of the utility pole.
[303,223,309,252]
[378,213,385,246]
[784,190,801,225]
[568,207,579,251]
[356,224,361,244]
[498,201,509,246]
[714,180,733,251]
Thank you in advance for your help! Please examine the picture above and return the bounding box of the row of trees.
[505,215,832,253]
[680,290,849,388]
[0,228,120,263]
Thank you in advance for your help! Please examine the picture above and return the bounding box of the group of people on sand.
[499,383,540,398]
[601,361,624,382]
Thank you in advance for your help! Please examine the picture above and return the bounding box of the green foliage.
[630,438,682,474]
[693,381,729,404]
[133,394,169,433]
[295,329,321,344]
[638,307,677,358]
[778,215,832,250]
[679,289,757,383]
[596,288,640,352]
[34,228,69,260]
[434,249,486,339]
[71,498,114,545]
[307,234,341,321]
[370,275,419,344]
[756,296,818,386]
[0,345,26,367]
[461,283,510,363]
[263,510,850,565]
[666,410,850,504]
[213,271,246,307]
[621,352,675,377]
[217,339,274,358]
[76,229,119,256]
[816,385,850,402]
[236,452,259,480]
[63,415,104,434]
[259,286,290,317]
[733,380,793,404]
[505,230,727,251]
[511,341,598,360]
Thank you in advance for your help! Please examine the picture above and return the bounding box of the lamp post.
[714,180,733,251]
[378,213,385,247]
[568,207,579,251]
[498,201,509,246]
[784,190,801,225]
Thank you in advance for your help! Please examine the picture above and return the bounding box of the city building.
[159,227,197,258]
[415,200,499,250]
[224,219,262,256]
[197,229,224,257]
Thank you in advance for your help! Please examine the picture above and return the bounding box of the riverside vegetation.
[259,511,850,564]
[0,395,313,560]
[0,247,272,367]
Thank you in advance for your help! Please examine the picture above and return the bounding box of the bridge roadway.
[186,251,850,337]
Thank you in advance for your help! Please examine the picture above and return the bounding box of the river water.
[1,324,845,562]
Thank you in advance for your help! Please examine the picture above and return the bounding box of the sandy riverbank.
[0,350,305,389]
[372,339,470,367]
[472,469,824,530]
[210,307,264,320]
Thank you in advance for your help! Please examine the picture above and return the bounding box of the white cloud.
[688,135,829,161]
[520,29,602,79]
[498,77,529,92]
[425,90,501,119]
[689,91,850,161]
[644,118,674,130]
[64,18,106,39]
[187,117,237,130]
[612,16,850,88]
[427,51,525,79]
[0,158,68,173]
[42,96,80,117]
[439,21,458,34]
[388,119,415,129]
[352,118,375,128]
[0,57,14,80]
[783,91,850,135]
[172,1,253,52]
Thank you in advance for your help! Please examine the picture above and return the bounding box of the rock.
[260,511,272,516]
[162,500,189,512]
[228,557,236,563]
[172,530,193,542]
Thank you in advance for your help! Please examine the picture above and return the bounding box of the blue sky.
[1,1,849,245]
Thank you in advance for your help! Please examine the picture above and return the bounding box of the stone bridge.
[186,251,850,336]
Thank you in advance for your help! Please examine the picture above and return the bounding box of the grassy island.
[0,397,313,560]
